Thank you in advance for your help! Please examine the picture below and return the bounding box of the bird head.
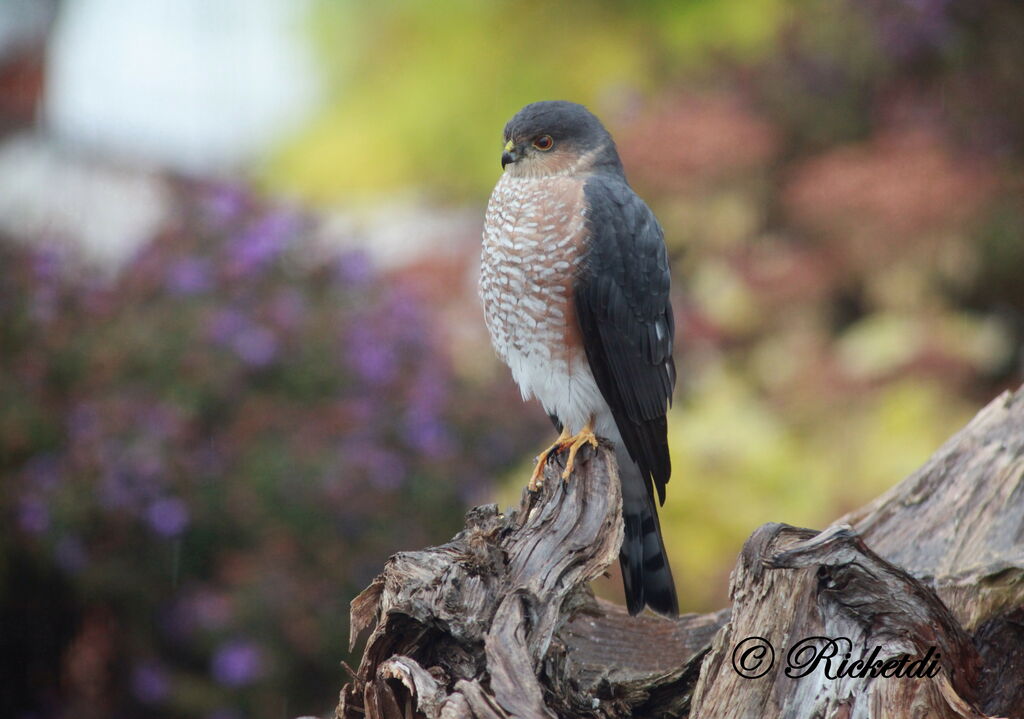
[500,101,623,178]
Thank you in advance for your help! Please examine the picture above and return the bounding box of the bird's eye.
[532,135,554,151]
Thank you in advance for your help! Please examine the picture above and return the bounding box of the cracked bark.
[337,387,1024,719]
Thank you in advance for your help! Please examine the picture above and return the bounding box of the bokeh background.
[2,1,1022,717]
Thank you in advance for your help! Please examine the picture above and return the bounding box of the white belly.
[479,173,616,436]
[504,343,613,435]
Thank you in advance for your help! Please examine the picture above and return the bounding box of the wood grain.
[338,388,1024,719]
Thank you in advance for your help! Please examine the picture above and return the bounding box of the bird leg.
[528,421,600,490]
[560,420,598,480]
[529,425,571,491]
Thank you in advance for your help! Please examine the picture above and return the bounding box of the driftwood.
[337,387,1024,719]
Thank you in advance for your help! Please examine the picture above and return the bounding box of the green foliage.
[267,0,789,201]
[661,374,972,610]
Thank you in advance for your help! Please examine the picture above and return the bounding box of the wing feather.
[575,175,676,505]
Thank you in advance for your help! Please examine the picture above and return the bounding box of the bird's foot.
[528,424,599,489]
[528,426,572,491]
[560,424,599,480]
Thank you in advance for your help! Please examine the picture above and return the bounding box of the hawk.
[479,101,678,616]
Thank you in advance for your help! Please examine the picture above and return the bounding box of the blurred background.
[1,0,1022,717]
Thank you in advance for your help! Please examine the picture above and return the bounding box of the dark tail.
[616,445,678,616]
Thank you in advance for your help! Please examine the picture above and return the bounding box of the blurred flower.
[131,662,170,704]
[146,497,190,537]
[141,403,184,442]
[166,257,213,295]
[207,307,249,345]
[203,183,249,227]
[17,496,49,534]
[617,92,780,194]
[403,367,454,457]
[403,415,453,458]
[225,209,300,277]
[335,249,374,288]
[32,246,64,284]
[211,640,266,687]
[345,320,397,386]
[232,325,279,367]
[99,467,145,511]
[783,128,998,272]
[0,181,545,718]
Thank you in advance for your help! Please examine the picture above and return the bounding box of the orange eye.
[532,135,554,151]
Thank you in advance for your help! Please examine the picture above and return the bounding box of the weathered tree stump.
[337,388,1024,719]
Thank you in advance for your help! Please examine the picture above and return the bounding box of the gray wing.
[574,174,676,505]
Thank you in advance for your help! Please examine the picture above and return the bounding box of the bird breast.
[480,173,603,428]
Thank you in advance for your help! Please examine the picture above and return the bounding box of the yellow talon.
[527,421,600,490]
[560,422,598,480]
[528,426,571,491]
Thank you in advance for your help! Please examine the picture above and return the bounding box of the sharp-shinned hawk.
[479,100,678,616]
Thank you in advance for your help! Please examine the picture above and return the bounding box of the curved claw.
[560,425,599,480]
[528,426,572,491]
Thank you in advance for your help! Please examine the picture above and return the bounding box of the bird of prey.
[479,101,678,616]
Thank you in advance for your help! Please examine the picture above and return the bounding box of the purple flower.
[17,496,49,534]
[208,309,279,365]
[231,325,279,367]
[99,461,157,511]
[346,445,406,491]
[225,209,300,277]
[387,289,429,345]
[146,497,190,537]
[403,415,453,458]
[335,250,374,287]
[98,441,166,512]
[207,308,248,345]
[203,183,249,226]
[345,321,397,385]
[166,258,212,296]
[210,640,265,687]
[33,246,63,283]
[132,662,170,703]
[141,403,183,442]
[401,367,453,456]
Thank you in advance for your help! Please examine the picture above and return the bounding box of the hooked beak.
[501,140,519,169]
